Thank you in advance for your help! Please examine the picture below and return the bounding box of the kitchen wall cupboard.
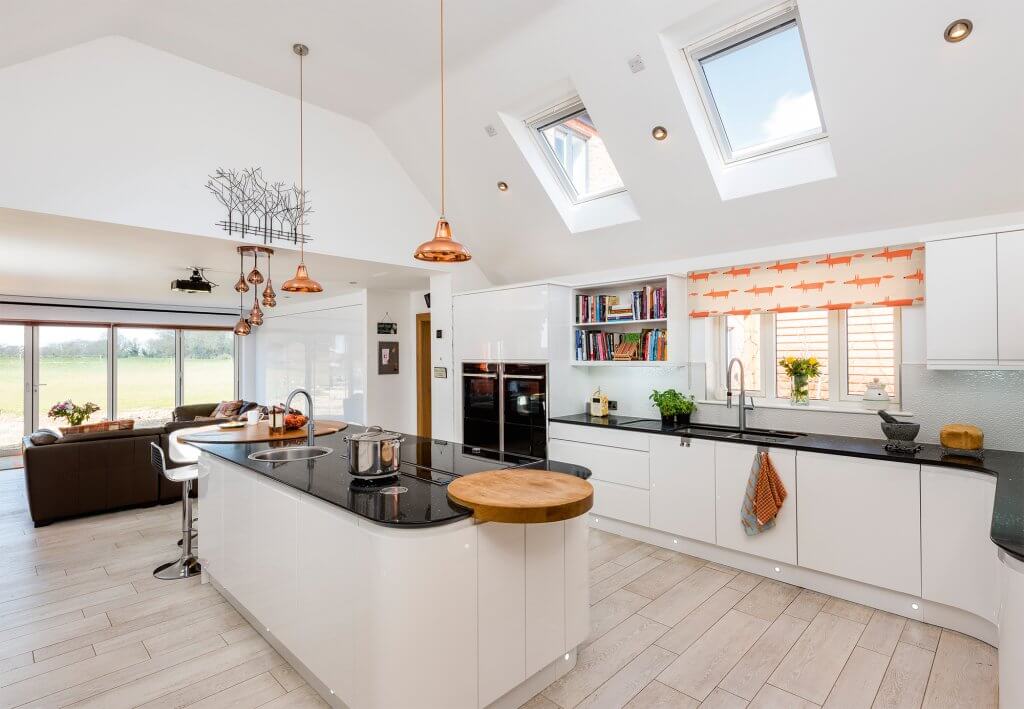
[797,451,921,596]
[453,284,558,362]
[997,231,1024,366]
[921,465,999,623]
[715,443,797,565]
[649,435,715,544]
[925,232,1024,368]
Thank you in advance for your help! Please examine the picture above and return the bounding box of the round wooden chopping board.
[447,469,593,524]
[180,420,347,444]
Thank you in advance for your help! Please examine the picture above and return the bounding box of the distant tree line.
[0,331,233,359]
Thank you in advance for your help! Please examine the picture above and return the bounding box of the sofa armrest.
[173,403,218,422]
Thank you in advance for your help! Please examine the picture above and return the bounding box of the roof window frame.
[525,97,627,206]
[686,3,828,164]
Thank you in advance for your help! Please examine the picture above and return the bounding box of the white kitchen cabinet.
[998,231,1024,366]
[248,476,300,649]
[547,438,649,489]
[798,452,921,595]
[921,465,999,622]
[715,443,796,565]
[453,284,552,361]
[589,479,650,527]
[197,455,223,578]
[650,436,716,544]
[549,421,649,451]
[926,234,999,368]
[220,462,255,608]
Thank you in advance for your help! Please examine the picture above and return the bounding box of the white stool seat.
[164,463,199,483]
[168,425,219,465]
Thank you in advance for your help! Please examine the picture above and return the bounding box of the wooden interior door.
[416,313,431,438]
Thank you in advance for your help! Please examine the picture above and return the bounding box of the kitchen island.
[195,424,592,709]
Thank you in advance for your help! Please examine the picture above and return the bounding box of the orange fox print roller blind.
[687,245,925,318]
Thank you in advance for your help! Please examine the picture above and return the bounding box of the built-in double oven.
[461,362,547,458]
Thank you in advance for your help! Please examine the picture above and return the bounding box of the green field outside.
[0,356,234,443]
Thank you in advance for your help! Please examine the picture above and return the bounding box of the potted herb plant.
[778,356,821,406]
[48,400,101,433]
[650,389,696,426]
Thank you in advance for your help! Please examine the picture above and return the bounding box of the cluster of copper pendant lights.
[236,1,467,335]
[233,42,325,336]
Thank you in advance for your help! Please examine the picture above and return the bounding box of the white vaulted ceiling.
[2,0,1022,286]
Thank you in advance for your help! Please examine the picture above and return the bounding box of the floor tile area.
[0,468,999,708]
[527,527,998,709]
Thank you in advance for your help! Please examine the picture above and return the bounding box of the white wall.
[0,35,490,286]
[364,289,419,434]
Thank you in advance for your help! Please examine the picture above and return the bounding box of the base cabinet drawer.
[715,443,796,564]
[549,422,649,451]
[548,438,649,489]
[798,452,921,595]
[921,466,999,621]
[590,479,650,527]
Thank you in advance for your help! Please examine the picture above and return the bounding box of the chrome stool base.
[154,556,202,580]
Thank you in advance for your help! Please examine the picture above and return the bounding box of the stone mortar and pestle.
[878,410,921,452]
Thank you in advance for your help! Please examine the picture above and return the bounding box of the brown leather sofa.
[22,403,225,526]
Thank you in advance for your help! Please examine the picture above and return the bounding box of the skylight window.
[528,99,625,204]
[690,7,825,162]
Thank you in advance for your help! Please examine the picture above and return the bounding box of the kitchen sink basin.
[721,431,801,443]
[248,446,333,462]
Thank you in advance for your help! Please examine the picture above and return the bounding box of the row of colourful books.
[575,329,667,361]
[575,286,667,323]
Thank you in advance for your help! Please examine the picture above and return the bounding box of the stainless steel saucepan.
[344,426,404,477]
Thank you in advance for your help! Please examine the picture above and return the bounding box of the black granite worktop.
[551,413,1024,562]
[192,424,591,528]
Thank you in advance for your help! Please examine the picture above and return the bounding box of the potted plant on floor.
[778,356,821,406]
[650,389,695,426]
[48,400,101,434]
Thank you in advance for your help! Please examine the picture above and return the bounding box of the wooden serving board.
[180,420,348,444]
[447,469,593,524]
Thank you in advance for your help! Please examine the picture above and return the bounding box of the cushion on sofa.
[210,400,244,419]
[28,429,61,446]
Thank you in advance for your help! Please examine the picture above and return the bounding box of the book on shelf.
[575,328,667,362]
[576,285,666,324]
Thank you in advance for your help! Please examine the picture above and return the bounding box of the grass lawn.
[0,356,234,436]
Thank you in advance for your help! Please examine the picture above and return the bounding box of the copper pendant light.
[281,43,324,294]
[246,252,264,285]
[233,250,252,336]
[413,0,472,263]
[234,274,249,293]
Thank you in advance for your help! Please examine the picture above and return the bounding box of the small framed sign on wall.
[378,341,399,374]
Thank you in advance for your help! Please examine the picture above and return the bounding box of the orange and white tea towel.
[741,447,788,536]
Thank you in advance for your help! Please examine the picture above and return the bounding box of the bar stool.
[168,429,202,547]
[151,442,201,580]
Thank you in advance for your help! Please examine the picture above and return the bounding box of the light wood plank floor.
[0,468,998,708]
[522,529,999,709]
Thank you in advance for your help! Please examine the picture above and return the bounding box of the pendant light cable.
[440,0,445,218]
[299,47,305,257]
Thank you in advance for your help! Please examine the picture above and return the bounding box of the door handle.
[463,373,497,379]
[503,375,545,380]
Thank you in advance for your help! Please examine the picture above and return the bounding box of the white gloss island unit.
[193,425,592,709]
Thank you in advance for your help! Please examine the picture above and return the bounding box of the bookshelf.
[570,276,686,366]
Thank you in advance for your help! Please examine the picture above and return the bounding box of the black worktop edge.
[550,414,1024,563]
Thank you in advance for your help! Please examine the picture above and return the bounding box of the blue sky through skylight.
[700,21,822,154]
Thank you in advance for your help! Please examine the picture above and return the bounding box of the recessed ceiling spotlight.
[652,126,668,141]
[944,19,972,43]
[497,181,509,192]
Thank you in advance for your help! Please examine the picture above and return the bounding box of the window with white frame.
[708,307,900,405]
[688,4,826,163]
[528,98,625,204]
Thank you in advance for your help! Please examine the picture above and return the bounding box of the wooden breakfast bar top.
[180,420,347,444]
[447,468,594,524]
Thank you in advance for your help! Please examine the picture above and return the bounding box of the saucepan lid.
[347,425,403,443]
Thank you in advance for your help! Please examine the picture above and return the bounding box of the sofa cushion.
[210,400,244,419]
[28,428,61,446]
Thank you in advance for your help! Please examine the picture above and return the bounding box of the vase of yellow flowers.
[779,356,821,406]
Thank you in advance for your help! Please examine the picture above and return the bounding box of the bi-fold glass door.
[0,323,237,456]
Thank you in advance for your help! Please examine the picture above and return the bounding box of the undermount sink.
[248,446,333,462]
[722,430,802,442]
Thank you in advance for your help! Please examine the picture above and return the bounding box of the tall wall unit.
[569,276,686,367]
[925,230,1024,369]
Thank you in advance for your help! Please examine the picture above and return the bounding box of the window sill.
[696,399,913,417]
